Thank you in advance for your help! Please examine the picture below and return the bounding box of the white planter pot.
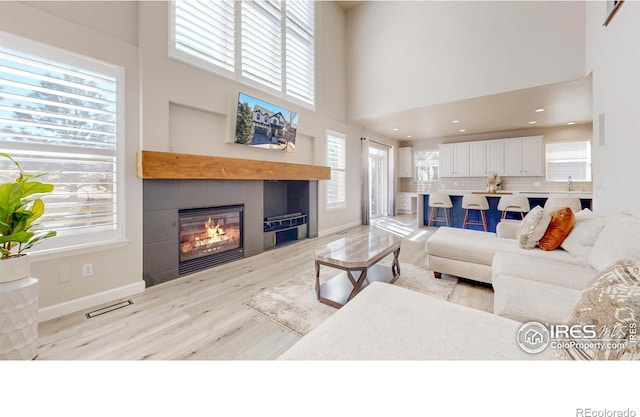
[0,254,30,284]
[0,254,38,360]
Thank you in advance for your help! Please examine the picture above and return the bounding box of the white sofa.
[426,210,640,324]
[279,210,640,360]
[279,281,554,360]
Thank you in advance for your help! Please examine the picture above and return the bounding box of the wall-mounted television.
[234,92,298,153]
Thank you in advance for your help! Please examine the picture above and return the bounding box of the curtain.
[361,137,370,225]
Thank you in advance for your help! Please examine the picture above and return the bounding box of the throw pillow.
[560,214,607,261]
[538,207,576,251]
[588,214,640,272]
[515,206,551,249]
[558,258,640,360]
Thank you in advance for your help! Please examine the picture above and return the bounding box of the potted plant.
[0,153,56,283]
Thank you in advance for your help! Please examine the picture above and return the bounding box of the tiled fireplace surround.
[143,179,318,287]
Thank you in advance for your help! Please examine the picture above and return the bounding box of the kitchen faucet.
[567,176,574,191]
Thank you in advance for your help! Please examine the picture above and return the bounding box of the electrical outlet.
[82,263,93,278]
[534,182,541,187]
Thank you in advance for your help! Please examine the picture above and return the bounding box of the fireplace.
[178,204,244,275]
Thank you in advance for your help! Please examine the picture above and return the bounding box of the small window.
[414,150,439,181]
[326,131,346,209]
[545,140,591,182]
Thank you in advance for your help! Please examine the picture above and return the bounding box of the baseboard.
[38,280,146,322]
[318,220,362,237]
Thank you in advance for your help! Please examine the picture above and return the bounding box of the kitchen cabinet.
[398,147,413,178]
[397,192,417,213]
[439,143,469,177]
[470,140,504,177]
[503,136,543,176]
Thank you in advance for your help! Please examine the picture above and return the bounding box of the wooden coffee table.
[314,231,401,308]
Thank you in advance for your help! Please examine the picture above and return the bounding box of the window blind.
[0,35,123,250]
[285,0,315,104]
[326,131,346,208]
[241,0,282,91]
[174,0,235,73]
[545,141,591,182]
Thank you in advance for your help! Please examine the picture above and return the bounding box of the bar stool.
[497,195,530,221]
[544,196,582,212]
[461,194,489,231]
[428,192,453,227]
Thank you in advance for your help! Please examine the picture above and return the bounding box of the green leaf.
[0,231,34,244]
[21,231,56,252]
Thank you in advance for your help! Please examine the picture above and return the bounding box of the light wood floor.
[36,215,494,360]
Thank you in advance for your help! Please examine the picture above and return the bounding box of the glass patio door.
[369,145,389,218]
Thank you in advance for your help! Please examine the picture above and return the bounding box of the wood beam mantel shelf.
[137,150,331,181]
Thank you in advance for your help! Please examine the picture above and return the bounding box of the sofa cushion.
[278,282,553,360]
[559,258,640,360]
[538,207,575,251]
[426,227,512,267]
[516,206,551,249]
[560,210,607,262]
[588,215,640,272]
[493,273,583,325]
[492,252,597,291]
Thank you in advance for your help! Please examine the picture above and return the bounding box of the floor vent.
[85,300,133,319]
[336,231,348,235]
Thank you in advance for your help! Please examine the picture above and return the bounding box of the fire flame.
[205,216,226,241]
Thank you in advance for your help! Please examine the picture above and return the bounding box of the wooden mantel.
[137,150,331,181]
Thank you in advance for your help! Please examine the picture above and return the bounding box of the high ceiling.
[336,1,593,142]
[354,75,593,141]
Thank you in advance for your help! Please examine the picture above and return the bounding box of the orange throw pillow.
[538,207,576,251]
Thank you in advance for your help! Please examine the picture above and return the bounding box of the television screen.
[234,92,298,153]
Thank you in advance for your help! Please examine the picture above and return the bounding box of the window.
[545,140,591,182]
[414,150,439,181]
[171,0,315,106]
[326,131,346,209]
[0,32,124,252]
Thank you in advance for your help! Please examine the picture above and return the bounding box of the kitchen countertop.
[413,190,593,199]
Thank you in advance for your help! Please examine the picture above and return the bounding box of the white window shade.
[545,141,591,182]
[173,0,235,73]
[241,0,282,91]
[326,131,346,209]
[170,0,314,107]
[0,33,123,252]
[285,1,315,104]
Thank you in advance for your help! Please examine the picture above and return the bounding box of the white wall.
[138,1,380,235]
[0,2,144,318]
[586,1,640,216]
[346,1,585,121]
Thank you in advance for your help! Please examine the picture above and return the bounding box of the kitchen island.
[416,190,592,232]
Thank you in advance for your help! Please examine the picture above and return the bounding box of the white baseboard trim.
[38,280,146,322]
[318,220,362,237]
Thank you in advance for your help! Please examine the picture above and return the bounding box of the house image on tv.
[252,105,287,145]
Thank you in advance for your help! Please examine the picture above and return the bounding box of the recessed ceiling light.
[452,120,460,124]
[567,121,576,125]
[392,128,399,131]
[459,129,466,132]
[406,135,412,138]
[529,121,537,125]
[535,108,545,113]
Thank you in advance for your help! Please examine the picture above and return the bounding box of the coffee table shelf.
[317,264,398,308]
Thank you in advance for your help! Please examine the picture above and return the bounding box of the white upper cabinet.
[469,140,505,177]
[486,139,505,175]
[469,141,487,176]
[439,143,469,177]
[398,147,413,178]
[503,136,543,176]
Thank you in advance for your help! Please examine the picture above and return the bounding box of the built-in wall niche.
[263,180,318,250]
[169,102,227,156]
